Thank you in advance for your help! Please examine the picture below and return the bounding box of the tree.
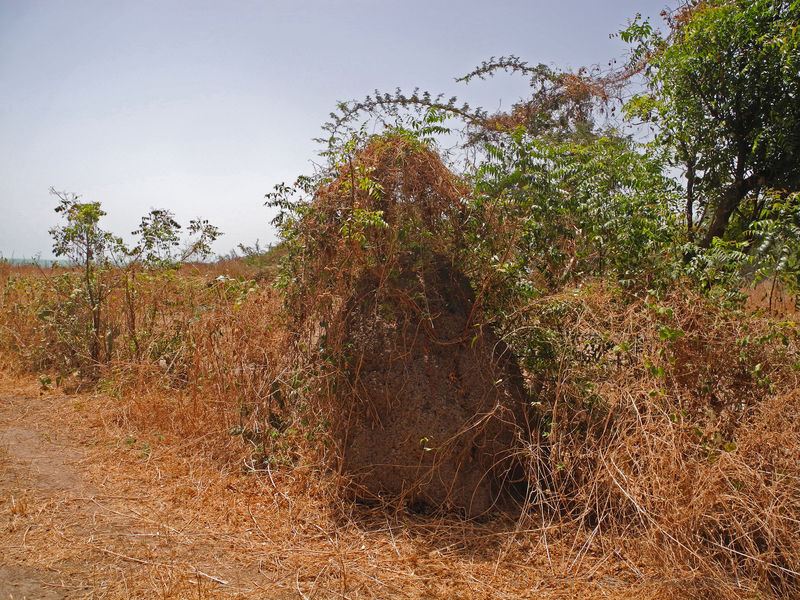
[48,189,221,367]
[468,129,678,302]
[623,0,800,247]
[130,209,221,269]
[121,208,220,357]
[49,188,121,363]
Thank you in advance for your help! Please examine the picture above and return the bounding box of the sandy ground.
[0,378,285,599]
[1,389,95,599]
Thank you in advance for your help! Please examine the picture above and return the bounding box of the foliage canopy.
[624,0,800,247]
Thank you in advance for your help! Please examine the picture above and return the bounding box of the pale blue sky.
[0,0,670,258]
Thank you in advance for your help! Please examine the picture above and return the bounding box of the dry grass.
[2,244,799,597]
[1,374,720,600]
[511,282,800,599]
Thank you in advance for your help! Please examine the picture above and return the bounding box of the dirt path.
[0,379,275,599]
[0,388,93,599]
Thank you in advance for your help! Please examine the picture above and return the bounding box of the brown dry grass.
[512,282,800,598]
[2,253,799,598]
[1,373,719,600]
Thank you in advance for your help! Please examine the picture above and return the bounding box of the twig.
[22,523,32,547]
[248,501,273,542]
[386,517,402,558]
[352,567,403,594]
[193,567,229,585]
[699,537,800,578]
[97,546,174,568]
[295,570,312,600]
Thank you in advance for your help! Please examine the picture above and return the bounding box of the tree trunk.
[699,175,756,249]
[685,156,696,242]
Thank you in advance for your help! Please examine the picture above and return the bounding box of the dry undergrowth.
[3,277,799,599]
[1,137,798,598]
[1,375,683,600]
[514,283,800,599]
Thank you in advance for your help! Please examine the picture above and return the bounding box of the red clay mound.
[336,256,529,516]
[272,134,531,515]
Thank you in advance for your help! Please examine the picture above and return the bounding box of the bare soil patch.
[339,260,529,515]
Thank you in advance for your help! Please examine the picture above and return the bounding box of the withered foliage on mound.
[340,258,529,515]
[271,133,531,514]
[260,131,800,595]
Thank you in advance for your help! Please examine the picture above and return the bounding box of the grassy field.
[1,258,799,599]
